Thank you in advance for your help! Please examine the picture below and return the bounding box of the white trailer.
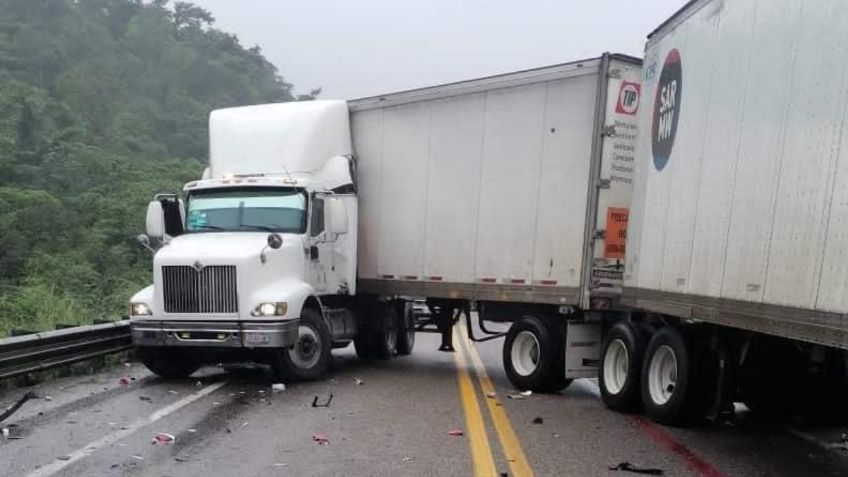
[601,0,848,426]
[128,53,644,393]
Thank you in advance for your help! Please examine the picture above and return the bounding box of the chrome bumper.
[131,319,299,348]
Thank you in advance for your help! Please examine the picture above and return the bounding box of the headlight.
[130,302,152,316]
[251,302,288,317]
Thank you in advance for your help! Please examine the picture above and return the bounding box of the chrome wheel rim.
[289,325,321,369]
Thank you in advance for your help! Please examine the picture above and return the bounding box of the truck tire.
[354,330,377,360]
[503,316,571,393]
[373,302,398,360]
[272,308,331,381]
[395,300,416,356]
[600,321,647,412]
[641,327,706,426]
[138,349,201,379]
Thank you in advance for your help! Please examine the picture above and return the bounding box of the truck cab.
[129,101,359,381]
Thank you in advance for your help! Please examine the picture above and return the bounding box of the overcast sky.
[191,0,686,99]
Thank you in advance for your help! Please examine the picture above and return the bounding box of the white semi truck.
[129,53,643,388]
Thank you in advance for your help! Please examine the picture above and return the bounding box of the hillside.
[0,0,314,335]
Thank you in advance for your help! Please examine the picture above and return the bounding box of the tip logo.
[651,49,682,171]
[616,82,641,115]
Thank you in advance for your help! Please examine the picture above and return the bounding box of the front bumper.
[131,319,299,349]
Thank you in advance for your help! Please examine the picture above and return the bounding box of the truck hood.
[155,232,294,264]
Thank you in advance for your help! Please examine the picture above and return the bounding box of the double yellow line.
[453,322,535,477]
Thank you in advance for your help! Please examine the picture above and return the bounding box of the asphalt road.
[1,324,847,477]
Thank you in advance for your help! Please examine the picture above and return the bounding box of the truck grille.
[162,265,238,314]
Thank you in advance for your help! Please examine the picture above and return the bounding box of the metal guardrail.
[0,321,131,380]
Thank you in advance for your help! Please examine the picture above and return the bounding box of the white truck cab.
[130,101,360,380]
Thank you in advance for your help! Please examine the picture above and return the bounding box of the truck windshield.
[185,187,307,234]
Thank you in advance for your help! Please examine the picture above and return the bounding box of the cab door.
[307,195,331,292]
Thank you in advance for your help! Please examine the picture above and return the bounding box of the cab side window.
[310,197,325,237]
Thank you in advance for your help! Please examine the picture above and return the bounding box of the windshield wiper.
[191,224,225,231]
[238,224,279,233]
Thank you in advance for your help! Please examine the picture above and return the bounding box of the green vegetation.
[0,0,314,336]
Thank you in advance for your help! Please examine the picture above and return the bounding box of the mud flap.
[565,322,602,379]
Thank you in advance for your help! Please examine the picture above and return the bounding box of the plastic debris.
[175,456,189,462]
[241,422,249,428]
[447,429,464,436]
[313,433,330,445]
[311,390,334,408]
[520,390,532,396]
[486,392,497,399]
[168,390,179,395]
[152,433,176,445]
[44,395,53,402]
[532,417,543,424]
[196,381,203,387]
[609,462,664,475]
[57,455,71,461]
[353,378,364,386]
[273,463,289,467]
[272,383,286,393]
[119,376,131,386]
[402,457,414,462]
[506,394,526,400]
[124,362,132,367]
[187,429,197,433]
[138,396,152,402]
[131,455,144,461]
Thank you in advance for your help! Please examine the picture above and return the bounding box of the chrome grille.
[162,265,238,314]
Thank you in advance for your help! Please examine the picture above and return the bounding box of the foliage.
[0,0,312,335]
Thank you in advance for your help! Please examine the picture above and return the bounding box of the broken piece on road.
[152,432,176,445]
[609,461,664,475]
[447,429,464,436]
[313,433,330,445]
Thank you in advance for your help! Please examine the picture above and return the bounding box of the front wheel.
[272,308,331,382]
[138,348,201,379]
[503,316,571,393]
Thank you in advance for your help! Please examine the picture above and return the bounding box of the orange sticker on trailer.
[605,207,629,259]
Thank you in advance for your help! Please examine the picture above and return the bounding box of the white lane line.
[25,380,227,477]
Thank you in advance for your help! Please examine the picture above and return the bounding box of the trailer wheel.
[503,316,570,393]
[600,321,647,412]
[373,302,398,360]
[272,308,331,381]
[395,300,416,355]
[138,349,201,379]
[641,327,706,426]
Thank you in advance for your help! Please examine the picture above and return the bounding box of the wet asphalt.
[1,328,847,477]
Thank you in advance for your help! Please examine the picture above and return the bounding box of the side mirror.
[145,200,165,240]
[326,198,348,236]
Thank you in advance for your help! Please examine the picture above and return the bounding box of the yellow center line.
[452,327,498,476]
[459,321,536,477]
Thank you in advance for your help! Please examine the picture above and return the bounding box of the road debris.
[152,433,176,445]
[311,390,334,408]
[532,417,543,424]
[131,455,144,461]
[313,433,330,445]
[119,376,131,386]
[353,378,364,386]
[486,392,497,399]
[57,455,71,461]
[507,393,527,400]
[241,422,250,428]
[168,390,179,395]
[138,396,152,402]
[272,383,286,393]
[447,429,464,436]
[196,381,203,387]
[188,429,197,433]
[609,462,664,475]
[43,395,53,402]
[1,427,8,439]
[175,456,189,462]
[273,463,289,467]
[402,457,414,462]
[0,391,38,424]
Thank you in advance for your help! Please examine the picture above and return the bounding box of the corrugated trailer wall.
[350,59,606,305]
[624,0,848,349]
